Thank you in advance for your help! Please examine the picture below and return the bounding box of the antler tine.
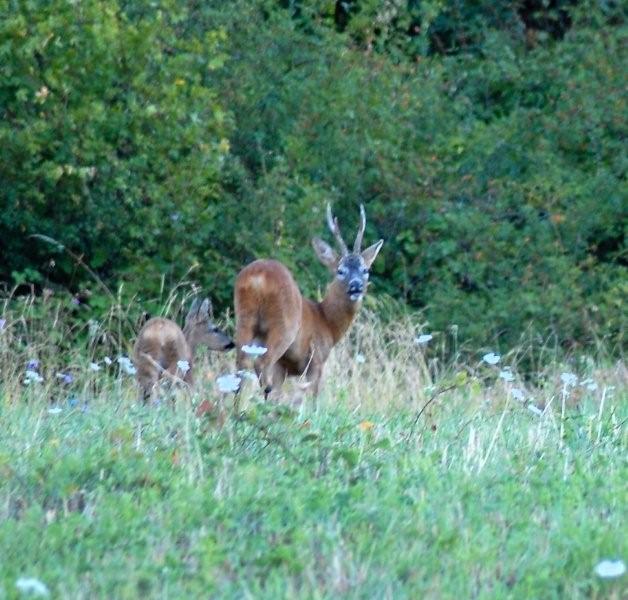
[326,203,349,256]
[353,203,366,253]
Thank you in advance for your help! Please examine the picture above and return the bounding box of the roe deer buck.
[234,204,383,398]
[134,298,234,402]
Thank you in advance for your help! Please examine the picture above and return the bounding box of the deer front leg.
[305,359,324,397]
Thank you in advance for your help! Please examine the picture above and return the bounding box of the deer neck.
[182,326,198,359]
[319,280,360,345]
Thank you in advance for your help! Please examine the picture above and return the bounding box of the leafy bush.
[209,0,626,349]
[0,0,230,309]
[1,0,625,353]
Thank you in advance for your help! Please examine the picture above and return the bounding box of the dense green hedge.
[0,0,232,310]
[1,0,625,351]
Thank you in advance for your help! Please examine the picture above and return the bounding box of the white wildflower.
[511,388,525,401]
[241,344,268,357]
[355,353,366,364]
[216,373,241,393]
[580,378,598,392]
[499,368,514,382]
[560,372,577,387]
[87,319,100,339]
[103,356,112,366]
[24,370,44,385]
[16,577,50,597]
[527,404,543,416]
[237,370,258,382]
[482,352,501,365]
[176,360,191,375]
[415,334,433,345]
[117,356,137,376]
[48,407,62,415]
[594,559,625,579]
[89,362,101,371]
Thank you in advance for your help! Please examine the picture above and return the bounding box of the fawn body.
[134,298,233,402]
[234,205,383,397]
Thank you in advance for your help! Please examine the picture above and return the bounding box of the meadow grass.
[0,296,626,598]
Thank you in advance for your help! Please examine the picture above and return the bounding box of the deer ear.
[312,238,338,270]
[185,298,201,323]
[361,239,383,269]
[199,298,212,318]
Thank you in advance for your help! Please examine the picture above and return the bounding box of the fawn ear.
[185,298,201,322]
[312,238,338,271]
[361,239,384,269]
[199,298,212,318]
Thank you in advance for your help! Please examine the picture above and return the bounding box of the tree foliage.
[1,0,625,351]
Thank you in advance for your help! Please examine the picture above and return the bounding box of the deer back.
[134,317,191,378]
[234,260,303,357]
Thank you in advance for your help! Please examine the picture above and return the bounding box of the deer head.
[183,298,234,352]
[312,204,384,302]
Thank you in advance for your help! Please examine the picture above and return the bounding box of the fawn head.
[312,204,383,302]
[184,298,234,351]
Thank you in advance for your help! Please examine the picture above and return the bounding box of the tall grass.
[2,292,624,410]
[0,294,626,598]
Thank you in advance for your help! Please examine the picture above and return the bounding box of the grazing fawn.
[234,204,383,397]
[133,298,234,402]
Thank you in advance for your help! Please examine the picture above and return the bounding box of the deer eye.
[336,266,348,277]
[362,267,369,275]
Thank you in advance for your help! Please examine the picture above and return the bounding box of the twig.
[237,411,304,467]
[29,234,136,330]
[405,383,457,441]
[30,234,115,301]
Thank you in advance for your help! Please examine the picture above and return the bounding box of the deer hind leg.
[234,314,257,372]
[255,329,295,399]
[262,363,287,401]
[162,362,191,405]
[135,349,165,405]
[136,370,158,405]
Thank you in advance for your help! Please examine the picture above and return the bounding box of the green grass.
[0,301,625,598]
[1,380,625,598]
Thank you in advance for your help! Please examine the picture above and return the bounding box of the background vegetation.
[1,0,626,351]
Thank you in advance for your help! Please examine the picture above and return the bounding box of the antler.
[353,204,366,253]
[326,203,349,256]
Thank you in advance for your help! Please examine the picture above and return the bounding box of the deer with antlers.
[234,204,383,398]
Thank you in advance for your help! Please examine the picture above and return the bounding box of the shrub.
[1,0,625,353]
[0,0,230,311]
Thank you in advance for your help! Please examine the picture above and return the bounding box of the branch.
[405,383,457,441]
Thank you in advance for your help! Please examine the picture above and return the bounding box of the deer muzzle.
[348,279,364,301]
